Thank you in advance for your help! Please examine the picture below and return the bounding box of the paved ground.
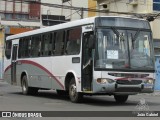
[0,80,160,120]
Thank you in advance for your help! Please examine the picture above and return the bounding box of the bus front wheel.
[21,75,38,95]
[114,95,128,103]
[69,78,83,103]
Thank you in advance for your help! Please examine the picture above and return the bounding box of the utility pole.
[62,0,72,20]
[81,7,84,19]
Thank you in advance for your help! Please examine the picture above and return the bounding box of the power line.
[0,0,145,15]
[1,0,160,21]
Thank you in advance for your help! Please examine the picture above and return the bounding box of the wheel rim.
[70,84,77,98]
[22,80,27,92]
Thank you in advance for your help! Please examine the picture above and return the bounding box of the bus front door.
[11,44,18,85]
[82,32,93,91]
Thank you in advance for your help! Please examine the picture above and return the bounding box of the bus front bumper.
[92,82,154,95]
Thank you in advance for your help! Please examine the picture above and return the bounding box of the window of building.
[5,13,13,20]
[15,14,21,20]
[0,13,5,19]
[153,0,160,11]
[21,14,29,20]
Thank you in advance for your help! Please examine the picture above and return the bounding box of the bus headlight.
[97,78,115,84]
[144,79,154,84]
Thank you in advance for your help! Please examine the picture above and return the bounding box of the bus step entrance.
[82,75,92,91]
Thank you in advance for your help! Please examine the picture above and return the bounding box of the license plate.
[144,84,153,88]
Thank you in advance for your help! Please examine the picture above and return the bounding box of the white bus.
[4,16,155,103]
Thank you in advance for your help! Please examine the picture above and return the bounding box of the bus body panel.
[51,55,81,91]
[5,54,82,90]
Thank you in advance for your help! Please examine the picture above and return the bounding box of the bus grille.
[116,80,142,85]
[115,87,142,92]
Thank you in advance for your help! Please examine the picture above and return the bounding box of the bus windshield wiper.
[131,29,140,43]
[111,26,120,37]
[131,29,140,49]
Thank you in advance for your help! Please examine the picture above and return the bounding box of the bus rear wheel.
[21,75,38,95]
[114,95,128,103]
[69,78,83,103]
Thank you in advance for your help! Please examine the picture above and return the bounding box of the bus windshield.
[95,28,154,70]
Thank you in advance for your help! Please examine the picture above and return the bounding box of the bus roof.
[6,17,96,41]
[6,16,146,41]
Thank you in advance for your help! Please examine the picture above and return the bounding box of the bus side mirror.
[88,35,95,49]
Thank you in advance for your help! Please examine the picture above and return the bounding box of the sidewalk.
[138,90,160,96]
[152,90,160,96]
[0,79,4,82]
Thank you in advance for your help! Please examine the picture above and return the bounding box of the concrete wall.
[153,19,160,39]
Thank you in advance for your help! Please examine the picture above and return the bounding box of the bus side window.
[18,39,23,58]
[31,35,41,57]
[54,31,65,55]
[5,40,12,59]
[19,38,30,58]
[51,32,56,55]
[27,38,32,57]
[41,33,50,56]
[19,38,25,58]
[48,33,53,56]
[65,27,81,55]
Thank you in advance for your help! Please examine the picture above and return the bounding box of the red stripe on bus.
[4,60,64,89]
[4,65,12,73]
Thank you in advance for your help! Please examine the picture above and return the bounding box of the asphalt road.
[0,80,160,120]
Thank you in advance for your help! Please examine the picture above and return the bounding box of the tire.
[114,95,128,103]
[56,90,68,96]
[21,75,38,95]
[69,78,83,103]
